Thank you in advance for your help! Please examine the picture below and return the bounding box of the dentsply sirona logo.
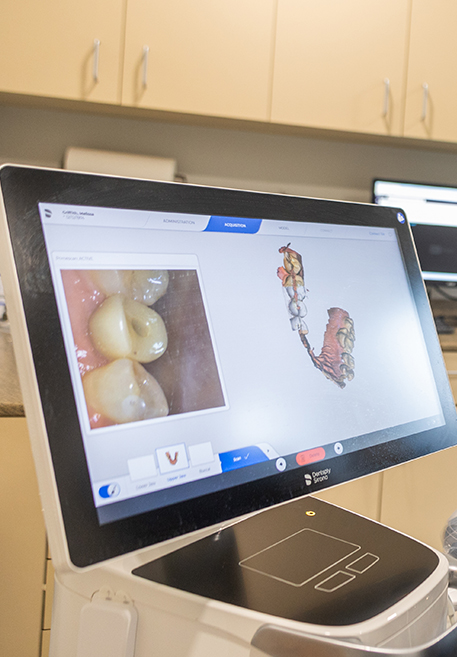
[44,209,52,218]
[304,474,312,486]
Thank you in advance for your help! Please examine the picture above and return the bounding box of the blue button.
[99,483,120,498]
[219,446,269,472]
[204,216,262,234]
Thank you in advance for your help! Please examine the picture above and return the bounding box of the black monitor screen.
[373,179,457,283]
[1,166,456,567]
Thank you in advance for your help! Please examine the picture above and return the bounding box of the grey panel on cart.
[132,498,439,626]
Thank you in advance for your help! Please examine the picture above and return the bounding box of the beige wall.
[3,102,457,205]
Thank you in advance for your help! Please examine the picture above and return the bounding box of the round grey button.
[276,458,286,472]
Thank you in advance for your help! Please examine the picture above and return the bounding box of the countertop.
[0,325,24,416]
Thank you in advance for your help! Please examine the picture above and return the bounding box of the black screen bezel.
[2,165,456,568]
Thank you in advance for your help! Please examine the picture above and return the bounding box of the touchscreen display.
[2,167,455,567]
[38,202,444,525]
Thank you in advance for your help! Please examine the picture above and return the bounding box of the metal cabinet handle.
[421,82,429,121]
[382,78,390,118]
[93,39,101,83]
[142,46,150,88]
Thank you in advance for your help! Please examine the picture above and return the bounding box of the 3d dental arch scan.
[1,165,457,657]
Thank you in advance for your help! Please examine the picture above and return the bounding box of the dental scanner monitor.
[0,165,456,573]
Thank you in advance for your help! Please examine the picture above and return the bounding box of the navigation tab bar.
[204,216,262,234]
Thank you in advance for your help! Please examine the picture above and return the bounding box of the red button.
[296,447,326,466]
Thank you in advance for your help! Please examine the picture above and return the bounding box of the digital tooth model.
[278,243,355,388]
[277,243,309,334]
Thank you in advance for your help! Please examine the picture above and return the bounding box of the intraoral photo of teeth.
[61,269,225,429]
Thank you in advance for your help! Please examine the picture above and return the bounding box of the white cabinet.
[404,0,457,142]
[271,0,410,136]
[5,0,457,148]
[121,0,276,121]
[0,418,47,657]
[0,0,124,104]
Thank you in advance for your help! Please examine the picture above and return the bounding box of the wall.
[3,102,457,205]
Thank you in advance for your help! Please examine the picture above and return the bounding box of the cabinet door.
[0,418,46,657]
[404,0,457,142]
[0,0,124,103]
[271,0,410,136]
[122,0,276,121]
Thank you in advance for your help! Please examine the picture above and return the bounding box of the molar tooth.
[90,294,167,363]
[342,352,355,368]
[339,364,355,381]
[290,316,300,330]
[90,270,131,297]
[285,254,302,274]
[89,294,132,360]
[299,319,309,333]
[84,359,145,424]
[90,269,170,306]
[283,274,304,289]
[131,270,169,305]
[288,298,307,317]
[132,362,169,419]
[344,337,354,353]
[83,358,168,424]
[123,297,167,362]
[295,286,306,301]
[336,328,348,348]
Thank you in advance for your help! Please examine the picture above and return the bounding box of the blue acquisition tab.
[204,216,262,234]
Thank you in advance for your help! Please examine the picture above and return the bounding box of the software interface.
[374,180,457,282]
[38,203,444,519]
